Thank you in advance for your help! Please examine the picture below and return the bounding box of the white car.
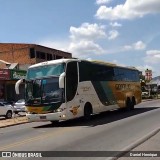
[142,91,149,96]
[14,99,26,114]
[0,102,13,119]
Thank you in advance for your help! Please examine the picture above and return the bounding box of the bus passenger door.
[66,61,80,118]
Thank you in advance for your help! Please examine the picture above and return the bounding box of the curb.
[108,127,160,160]
[142,99,156,102]
[142,97,160,102]
[0,117,29,129]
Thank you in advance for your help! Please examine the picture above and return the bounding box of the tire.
[131,97,135,110]
[84,103,92,121]
[5,111,12,119]
[125,98,132,111]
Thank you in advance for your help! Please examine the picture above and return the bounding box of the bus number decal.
[81,87,91,92]
[115,84,131,90]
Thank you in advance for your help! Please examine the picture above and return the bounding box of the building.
[0,69,26,101]
[0,43,72,102]
[0,43,72,70]
[145,69,152,82]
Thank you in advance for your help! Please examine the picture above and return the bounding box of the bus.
[15,59,141,123]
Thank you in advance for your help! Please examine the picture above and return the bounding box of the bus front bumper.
[26,112,67,122]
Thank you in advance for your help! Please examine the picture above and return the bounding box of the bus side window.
[66,62,78,102]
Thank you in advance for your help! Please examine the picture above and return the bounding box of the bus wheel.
[131,97,135,110]
[84,103,92,121]
[125,98,132,111]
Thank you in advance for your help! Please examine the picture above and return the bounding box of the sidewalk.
[115,128,160,160]
[142,98,159,102]
[0,115,28,128]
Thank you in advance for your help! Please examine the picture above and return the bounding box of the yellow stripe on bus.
[26,106,50,114]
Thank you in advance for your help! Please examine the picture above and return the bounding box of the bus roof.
[28,58,138,71]
[91,60,117,66]
[90,60,138,71]
[28,58,79,69]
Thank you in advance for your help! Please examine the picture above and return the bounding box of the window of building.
[30,48,35,58]
[47,53,52,60]
[36,51,46,59]
[56,55,62,59]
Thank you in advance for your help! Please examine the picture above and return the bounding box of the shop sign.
[0,69,10,80]
[11,70,26,80]
[145,69,152,81]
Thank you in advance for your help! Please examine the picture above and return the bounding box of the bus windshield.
[27,63,65,79]
[25,77,64,104]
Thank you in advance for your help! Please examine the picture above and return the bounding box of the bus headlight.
[54,108,65,113]
[57,108,63,112]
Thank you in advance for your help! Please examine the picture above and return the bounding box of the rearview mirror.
[59,72,66,89]
[15,79,24,94]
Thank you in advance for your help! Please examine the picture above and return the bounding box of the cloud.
[68,23,108,57]
[68,40,104,58]
[124,45,132,50]
[146,50,160,55]
[108,30,119,40]
[38,40,69,52]
[136,65,153,75]
[112,60,126,67]
[144,50,160,64]
[110,22,122,27]
[70,23,107,41]
[38,39,105,58]
[96,0,160,20]
[39,22,108,58]
[96,0,112,5]
[86,58,93,61]
[124,41,146,50]
[134,41,146,50]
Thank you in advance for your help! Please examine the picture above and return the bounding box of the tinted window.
[93,65,114,81]
[27,63,65,79]
[79,61,114,81]
[66,62,78,101]
[114,68,139,82]
[79,61,139,82]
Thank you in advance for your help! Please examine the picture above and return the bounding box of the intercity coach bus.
[15,59,141,123]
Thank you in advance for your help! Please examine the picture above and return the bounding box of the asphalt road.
[0,100,160,160]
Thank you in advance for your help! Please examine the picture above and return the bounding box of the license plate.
[40,116,46,120]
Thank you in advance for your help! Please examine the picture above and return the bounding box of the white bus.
[15,59,141,123]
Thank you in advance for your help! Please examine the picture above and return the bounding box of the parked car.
[141,86,149,98]
[0,101,13,119]
[13,99,26,114]
[142,91,149,97]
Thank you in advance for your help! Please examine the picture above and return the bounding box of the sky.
[0,0,160,77]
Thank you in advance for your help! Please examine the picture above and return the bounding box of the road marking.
[0,127,76,151]
[0,122,50,134]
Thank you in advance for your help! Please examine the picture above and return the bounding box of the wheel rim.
[7,112,12,118]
